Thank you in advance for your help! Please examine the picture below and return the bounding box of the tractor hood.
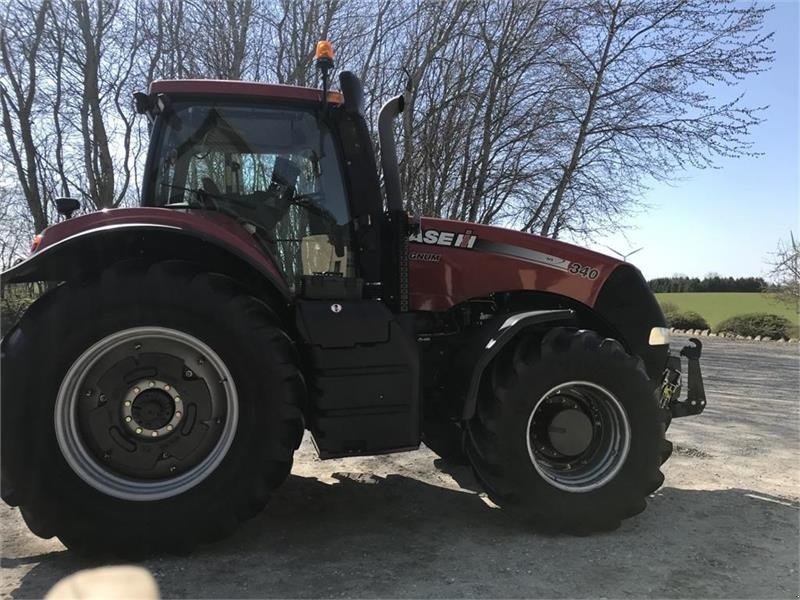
[408,217,626,312]
[408,216,667,382]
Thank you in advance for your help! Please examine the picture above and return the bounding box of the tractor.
[0,41,706,555]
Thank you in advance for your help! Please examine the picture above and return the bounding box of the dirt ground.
[2,334,798,599]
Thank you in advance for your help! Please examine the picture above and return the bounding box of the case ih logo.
[409,229,477,248]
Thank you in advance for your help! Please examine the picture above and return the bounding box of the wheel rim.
[525,381,630,493]
[55,326,238,501]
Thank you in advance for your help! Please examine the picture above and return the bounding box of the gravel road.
[2,334,798,599]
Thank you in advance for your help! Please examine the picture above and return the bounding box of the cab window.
[152,102,354,286]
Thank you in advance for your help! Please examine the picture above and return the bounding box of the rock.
[701,329,710,336]
[789,338,799,344]
[753,335,762,341]
[776,338,786,343]
[736,335,745,340]
[709,332,717,337]
[745,335,753,340]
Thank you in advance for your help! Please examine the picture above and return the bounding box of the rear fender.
[1,223,290,310]
[457,309,575,420]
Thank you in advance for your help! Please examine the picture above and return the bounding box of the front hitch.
[659,337,707,418]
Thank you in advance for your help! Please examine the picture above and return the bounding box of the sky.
[586,1,799,280]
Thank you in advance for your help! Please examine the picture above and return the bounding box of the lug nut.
[148,381,155,387]
[135,427,143,434]
[164,384,170,391]
[124,400,131,407]
[133,387,140,394]
[184,369,194,378]
[151,431,158,437]
[134,343,142,351]
[175,411,182,418]
[166,424,173,431]
[98,394,107,403]
[125,416,132,422]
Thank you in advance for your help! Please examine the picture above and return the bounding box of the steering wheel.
[289,193,340,225]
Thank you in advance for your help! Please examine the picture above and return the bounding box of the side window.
[154,104,354,289]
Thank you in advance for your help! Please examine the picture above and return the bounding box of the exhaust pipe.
[378,95,406,212]
[377,93,410,312]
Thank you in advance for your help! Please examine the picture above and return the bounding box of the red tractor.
[1,42,706,555]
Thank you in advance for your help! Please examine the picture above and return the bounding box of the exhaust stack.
[378,95,406,212]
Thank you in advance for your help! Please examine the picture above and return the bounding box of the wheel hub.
[526,381,631,493]
[546,407,593,456]
[55,327,238,501]
[122,379,184,439]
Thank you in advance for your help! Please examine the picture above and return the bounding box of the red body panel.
[149,79,343,104]
[32,211,621,313]
[408,217,622,312]
[33,208,287,292]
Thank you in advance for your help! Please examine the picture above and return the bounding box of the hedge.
[715,313,793,340]
[659,301,709,330]
[665,310,709,331]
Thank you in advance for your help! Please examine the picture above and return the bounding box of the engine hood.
[409,217,627,312]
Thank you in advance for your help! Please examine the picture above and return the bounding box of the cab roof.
[149,79,343,105]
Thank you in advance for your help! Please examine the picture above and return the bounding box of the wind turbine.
[604,245,644,262]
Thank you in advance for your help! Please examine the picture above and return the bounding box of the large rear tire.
[465,327,668,533]
[1,261,305,555]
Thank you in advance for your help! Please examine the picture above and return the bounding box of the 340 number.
[568,262,599,280]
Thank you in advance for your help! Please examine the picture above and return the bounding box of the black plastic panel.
[300,275,363,300]
[295,300,420,458]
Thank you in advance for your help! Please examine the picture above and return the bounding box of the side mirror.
[55,197,81,219]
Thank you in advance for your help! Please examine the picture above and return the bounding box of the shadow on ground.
[6,468,799,599]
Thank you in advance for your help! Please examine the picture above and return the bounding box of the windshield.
[151,101,353,286]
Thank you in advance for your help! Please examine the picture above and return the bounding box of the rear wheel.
[465,328,668,533]
[1,261,305,555]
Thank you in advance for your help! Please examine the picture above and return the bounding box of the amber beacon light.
[315,40,335,109]
[315,40,334,63]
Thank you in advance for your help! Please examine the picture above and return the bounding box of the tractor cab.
[134,70,420,460]
[141,87,356,287]
[136,67,409,313]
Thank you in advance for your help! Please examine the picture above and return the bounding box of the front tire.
[1,261,305,555]
[465,328,667,533]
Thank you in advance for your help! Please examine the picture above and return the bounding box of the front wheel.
[465,328,668,533]
[1,261,305,555]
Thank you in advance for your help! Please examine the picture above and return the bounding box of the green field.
[655,292,800,331]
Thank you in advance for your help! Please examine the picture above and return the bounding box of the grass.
[656,292,800,336]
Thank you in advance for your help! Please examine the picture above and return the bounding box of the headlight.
[648,327,671,346]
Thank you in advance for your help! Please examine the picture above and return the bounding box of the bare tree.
[0,0,775,250]
[530,0,773,238]
[767,232,799,307]
[0,0,51,233]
